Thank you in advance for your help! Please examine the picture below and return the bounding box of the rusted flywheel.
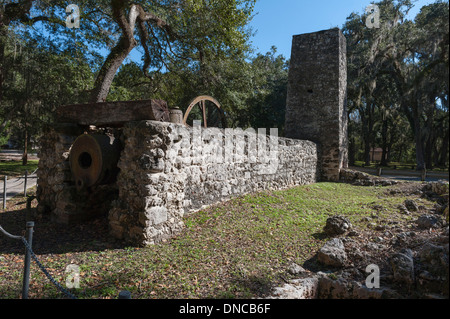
[182,95,226,128]
[69,134,121,190]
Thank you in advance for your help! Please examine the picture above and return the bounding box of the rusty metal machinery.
[183,95,226,128]
[69,134,121,190]
[67,96,225,192]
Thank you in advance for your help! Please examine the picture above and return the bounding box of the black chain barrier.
[20,237,77,299]
[0,223,77,299]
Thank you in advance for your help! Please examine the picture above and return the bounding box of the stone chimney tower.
[285,28,348,181]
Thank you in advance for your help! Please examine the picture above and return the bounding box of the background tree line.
[0,0,448,170]
[344,0,448,170]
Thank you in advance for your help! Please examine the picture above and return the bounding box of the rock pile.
[404,199,419,212]
[317,238,347,267]
[416,214,443,229]
[268,184,449,299]
[323,215,352,236]
[270,225,449,298]
[390,249,415,287]
[339,168,398,186]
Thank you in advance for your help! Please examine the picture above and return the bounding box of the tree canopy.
[0,0,448,170]
[343,0,449,169]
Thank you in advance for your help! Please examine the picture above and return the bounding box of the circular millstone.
[69,134,112,189]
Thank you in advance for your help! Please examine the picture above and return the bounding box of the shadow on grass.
[311,232,328,240]
[0,206,128,255]
[230,274,276,298]
[302,254,323,273]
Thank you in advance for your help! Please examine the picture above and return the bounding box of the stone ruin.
[285,28,348,181]
[36,28,348,246]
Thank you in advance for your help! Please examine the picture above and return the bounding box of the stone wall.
[285,28,348,181]
[37,28,347,246]
[108,120,319,245]
[37,124,79,223]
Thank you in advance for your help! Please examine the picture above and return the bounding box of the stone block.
[146,206,168,225]
[317,238,347,267]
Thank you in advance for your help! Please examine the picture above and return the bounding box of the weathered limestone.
[390,249,415,286]
[285,28,348,181]
[108,120,319,245]
[269,277,319,299]
[323,215,352,236]
[37,124,80,222]
[317,238,347,267]
[339,168,398,186]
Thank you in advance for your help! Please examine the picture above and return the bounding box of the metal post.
[26,196,36,222]
[24,170,28,197]
[22,221,34,299]
[3,175,6,210]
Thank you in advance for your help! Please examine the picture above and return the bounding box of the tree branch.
[90,2,180,102]
[137,19,153,78]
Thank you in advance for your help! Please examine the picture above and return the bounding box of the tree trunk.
[398,143,404,163]
[380,111,388,166]
[22,128,28,166]
[413,107,425,170]
[433,144,440,168]
[438,129,449,167]
[89,36,137,103]
[364,139,371,165]
[0,7,6,104]
[361,112,371,166]
[402,94,426,171]
[349,136,355,166]
[89,2,172,103]
[347,112,355,166]
[424,104,435,170]
[366,104,375,165]
[386,124,396,164]
[425,135,434,170]
[0,25,7,104]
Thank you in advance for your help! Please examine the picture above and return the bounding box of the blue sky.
[121,0,438,64]
[249,0,438,59]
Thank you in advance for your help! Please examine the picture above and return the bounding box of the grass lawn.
[0,181,433,299]
[0,160,39,180]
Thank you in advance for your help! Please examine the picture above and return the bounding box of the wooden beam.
[56,100,170,126]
